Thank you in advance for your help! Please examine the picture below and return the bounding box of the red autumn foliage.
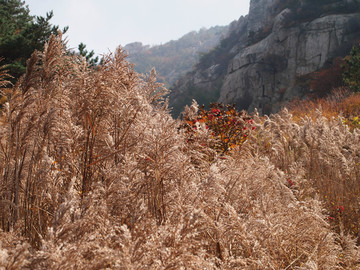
[182,103,256,154]
[309,57,345,97]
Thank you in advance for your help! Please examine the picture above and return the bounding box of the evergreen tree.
[0,0,68,82]
[343,43,360,92]
[78,42,99,66]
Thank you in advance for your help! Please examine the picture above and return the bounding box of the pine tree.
[0,0,68,81]
[343,43,360,92]
[78,42,99,66]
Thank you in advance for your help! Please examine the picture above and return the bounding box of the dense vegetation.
[0,34,360,269]
[343,42,360,92]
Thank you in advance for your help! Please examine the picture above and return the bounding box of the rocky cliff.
[170,0,360,116]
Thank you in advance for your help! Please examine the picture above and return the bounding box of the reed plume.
[0,33,359,269]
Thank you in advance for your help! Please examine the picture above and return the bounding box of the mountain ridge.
[123,25,228,87]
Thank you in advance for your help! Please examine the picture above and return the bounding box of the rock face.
[248,0,278,33]
[170,0,360,116]
[220,12,360,114]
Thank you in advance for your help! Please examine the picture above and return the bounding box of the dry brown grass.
[288,87,360,122]
[245,107,360,249]
[0,34,359,269]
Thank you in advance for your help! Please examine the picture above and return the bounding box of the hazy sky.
[25,0,250,56]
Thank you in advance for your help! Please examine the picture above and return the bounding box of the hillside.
[169,0,360,117]
[123,26,228,87]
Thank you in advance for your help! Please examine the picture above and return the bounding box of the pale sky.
[25,0,250,56]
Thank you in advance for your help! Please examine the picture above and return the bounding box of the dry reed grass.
[244,107,360,250]
[0,34,359,269]
[288,87,360,122]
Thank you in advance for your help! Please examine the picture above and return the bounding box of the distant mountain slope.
[170,0,360,117]
[168,18,249,117]
[123,26,228,87]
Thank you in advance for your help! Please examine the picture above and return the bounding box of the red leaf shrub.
[182,103,256,154]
